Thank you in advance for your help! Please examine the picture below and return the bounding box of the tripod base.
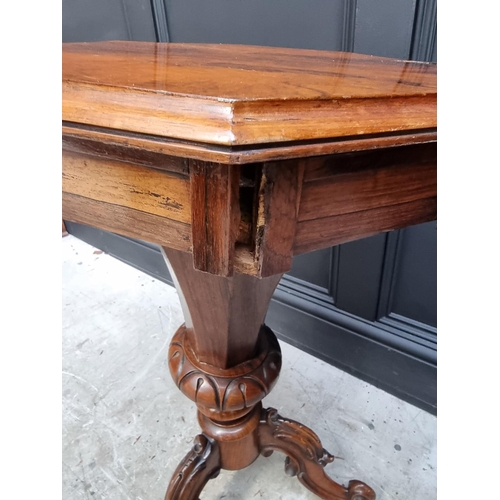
[165,406,376,500]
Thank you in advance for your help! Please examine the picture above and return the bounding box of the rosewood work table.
[62,42,437,500]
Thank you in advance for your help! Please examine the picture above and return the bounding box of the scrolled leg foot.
[165,434,221,500]
[258,408,376,500]
[347,480,376,500]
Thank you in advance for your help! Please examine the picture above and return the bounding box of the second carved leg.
[258,408,376,500]
[165,435,221,500]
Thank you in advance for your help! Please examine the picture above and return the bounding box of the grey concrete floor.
[62,235,436,500]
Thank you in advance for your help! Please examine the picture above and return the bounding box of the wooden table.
[62,42,436,500]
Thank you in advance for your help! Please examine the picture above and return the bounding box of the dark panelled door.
[63,0,437,414]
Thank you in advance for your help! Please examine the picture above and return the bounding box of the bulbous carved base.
[168,324,282,421]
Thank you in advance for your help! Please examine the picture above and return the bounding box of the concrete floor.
[62,235,437,500]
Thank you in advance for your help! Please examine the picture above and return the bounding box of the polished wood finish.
[165,435,221,500]
[63,42,436,152]
[63,151,191,223]
[62,192,191,253]
[259,408,376,500]
[166,405,376,500]
[189,161,240,276]
[295,197,436,255]
[255,159,305,276]
[199,403,264,471]
[62,42,437,500]
[169,324,281,420]
[299,143,436,221]
[294,143,437,253]
[62,131,190,174]
[62,42,436,275]
[163,248,282,367]
[63,148,436,274]
[63,122,436,164]
[163,249,374,499]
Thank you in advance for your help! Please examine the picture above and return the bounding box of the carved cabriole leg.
[165,435,221,500]
[258,408,376,500]
[162,248,375,500]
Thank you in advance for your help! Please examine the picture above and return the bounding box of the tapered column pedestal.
[163,248,375,500]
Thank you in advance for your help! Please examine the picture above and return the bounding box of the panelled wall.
[63,0,437,414]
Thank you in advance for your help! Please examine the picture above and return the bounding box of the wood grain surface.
[63,42,434,500]
[62,122,437,165]
[62,131,189,175]
[63,42,436,149]
[190,161,241,276]
[63,151,191,223]
[299,143,437,221]
[62,122,436,164]
[254,160,304,277]
[62,192,191,252]
[294,197,437,255]
[164,248,281,367]
[62,42,437,277]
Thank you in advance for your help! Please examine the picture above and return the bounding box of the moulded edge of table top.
[63,42,437,152]
[62,122,437,165]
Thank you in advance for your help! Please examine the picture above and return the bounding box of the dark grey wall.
[162,0,344,50]
[354,0,417,58]
[63,0,437,414]
[62,0,156,42]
